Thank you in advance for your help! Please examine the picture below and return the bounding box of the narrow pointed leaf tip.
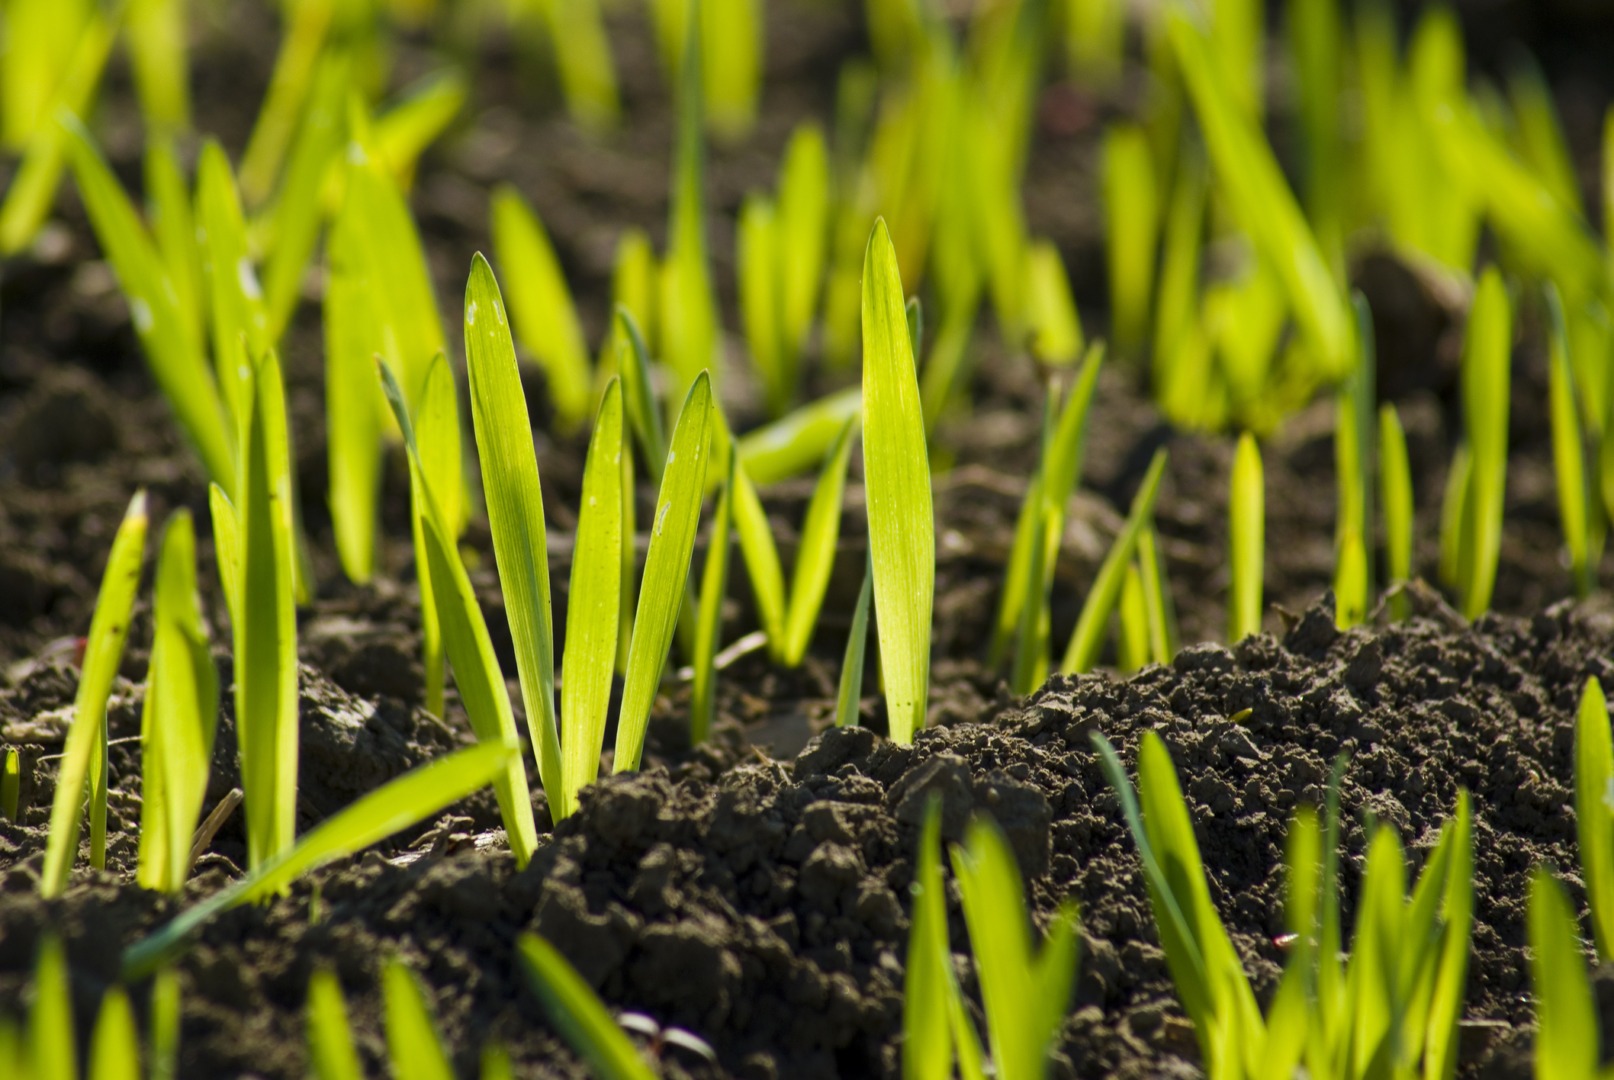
[861,219,934,745]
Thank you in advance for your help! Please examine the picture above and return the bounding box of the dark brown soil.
[4,0,1614,1076]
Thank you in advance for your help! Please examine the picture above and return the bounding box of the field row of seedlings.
[2,0,1613,1075]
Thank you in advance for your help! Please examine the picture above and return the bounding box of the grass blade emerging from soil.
[306,969,364,1080]
[382,960,454,1080]
[692,452,736,746]
[518,934,657,1080]
[835,556,874,728]
[1379,403,1414,621]
[122,741,516,978]
[615,373,714,772]
[41,490,147,896]
[1228,432,1264,642]
[1577,676,1614,961]
[1061,449,1167,675]
[1529,869,1600,1079]
[861,219,934,744]
[782,415,858,665]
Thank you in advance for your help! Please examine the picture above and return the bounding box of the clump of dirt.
[0,592,1601,1077]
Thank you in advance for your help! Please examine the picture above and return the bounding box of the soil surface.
[4,0,1614,1077]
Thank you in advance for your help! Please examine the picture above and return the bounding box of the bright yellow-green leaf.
[834,557,874,729]
[127,0,190,133]
[1101,124,1157,356]
[306,970,363,1080]
[1546,286,1596,596]
[692,453,736,745]
[383,960,454,1080]
[41,491,147,897]
[782,417,859,665]
[1228,433,1263,642]
[615,373,714,772]
[463,254,564,811]
[145,138,203,354]
[560,382,625,811]
[28,938,75,1080]
[1062,449,1167,674]
[1458,268,1511,618]
[239,0,334,205]
[88,987,138,1080]
[1578,677,1614,962]
[903,799,952,1080]
[1531,869,1600,1078]
[861,219,934,744]
[197,141,269,433]
[374,70,466,192]
[517,934,657,1080]
[1023,239,1083,365]
[1379,404,1414,621]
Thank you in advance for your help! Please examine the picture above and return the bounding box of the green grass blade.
[1138,525,1177,665]
[835,557,874,728]
[1168,9,1351,376]
[1379,404,1414,621]
[491,185,594,430]
[137,510,219,894]
[1423,791,1474,1077]
[660,7,720,397]
[777,123,830,364]
[862,219,934,744]
[1061,449,1167,674]
[561,382,625,809]
[89,986,138,1080]
[782,416,859,665]
[540,0,620,131]
[615,308,669,477]
[903,798,953,1080]
[235,352,300,869]
[738,194,786,414]
[123,740,515,977]
[306,969,363,1080]
[1334,532,1369,631]
[1228,433,1264,642]
[1116,562,1150,674]
[28,938,75,1080]
[65,119,233,485]
[0,14,116,256]
[208,483,241,624]
[374,70,466,190]
[517,934,657,1080]
[692,453,736,745]
[736,387,863,488]
[413,355,462,719]
[1547,286,1596,596]
[2,749,20,821]
[1459,268,1512,618]
[41,491,147,896]
[1578,677,1614,962]
[615,373,714,772]
[603,233,659,379]
[1530,869,1599,1079]
[322,181,384,585]
[145,138,203,354]
[463,254,564,811]
[197,140,269,433]
[728,443,788,659]
[1023,238,1083,365]
[238,0,332,204]
[1101,123,1158,356]
[127,0,190,133]
[149,967,180,1080]
[380,363,541,856]
[1438,443,1472,594]
[383,960,454,1080]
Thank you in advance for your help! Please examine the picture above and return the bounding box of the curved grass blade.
[782,416,859,665]
[89,986,138,1080]
[463,254,564,809]
[561,382,625,810]
[1379,404,1414,621]
[374,70,467,191]
[137,511,219,893]
[1062,449,1167,674]
[41,491,147,897]
[306,969,363,1080]
[614,373,714,772]
[1578,677,1614,961]
[692,452,736,745]
[65,119,233,485]
[835,556,874,728]
[862,219,934,744]
[737,387,862,489]
[518,934,657,1080]
[123,740,515,977]
[381,362,540,855]
[235,352,299,870]
[1228,433,1264,642]
[383,960,454,1080]
[491,186,593,430]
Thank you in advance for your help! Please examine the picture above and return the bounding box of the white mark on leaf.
[237,257,263,302]
[655,502,670,536]
[130,298,154,334]
[466,301,478,327]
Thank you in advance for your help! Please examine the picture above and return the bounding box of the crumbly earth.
[5,1,1614,1077]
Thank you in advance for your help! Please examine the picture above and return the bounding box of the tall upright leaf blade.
[41,491,147,897]
[381,363,541,855]
[145,138,203,354]
[835,557,874,728]
[1460,269,1511,617]
[137,510,219,893]
[463,254,564,808]
[28,937,75,1080]
[196,140,269,432]
[414,355,464,718]
[1228,433,1264,642]
[1546,286,1596,596]
[123,741,516,976]
[692,452,736,745]
[728,445,788,658]
[1578,676,1614,962]
[517,935,657,1080]
[615,373,714,772]
[235,352,300,869]
[1379,404,1414,621]
[660,8,720,397]
[1529,870,1599,1079]
[561,383,625,811]
[777,123,830,361]
[903,799,952,1080]
[861,219,934,744]
[88,987,138,1080]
